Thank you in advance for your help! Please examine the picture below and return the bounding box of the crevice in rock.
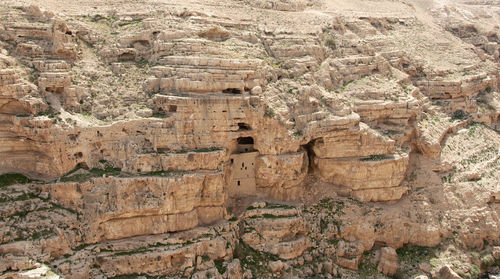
[301,139,316,174]
[223,88,242,94]
[237,122,251,131]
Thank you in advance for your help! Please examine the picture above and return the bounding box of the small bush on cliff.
[325,37,337,50]
[358,250,379,278]
[264,108,275,118]
[60,163,122,182]
[469,264,481,279]
[481,254,495,268]
[175,147,221,153]
[323,34,337,50]
[152,111,167,118]
[0,173,32,188]
[396,245,439,276]
[451,110,468,121]
[234,240,278,278]
[214,259,226,275]
[360,155,386,161]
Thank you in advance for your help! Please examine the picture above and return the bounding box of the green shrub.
[152,111,167,118]
[469,264,481,279]
[264,108,275,118]
[214,259,226,275]
[358,256,378,278]
[234,240,278,278]
[360,155,386,161]
[324,36,337,50]
[293,130,303,137]
[0,173,32,188]
[481,254,495,268]
[452,110,468,120]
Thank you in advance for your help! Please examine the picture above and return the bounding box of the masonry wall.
[228,151,258,197]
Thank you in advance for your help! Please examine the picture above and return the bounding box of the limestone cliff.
[0,0,499,278]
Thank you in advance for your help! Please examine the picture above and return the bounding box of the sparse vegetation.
[467,122,483,137]
[175,147,222,153]
[152,111,167,118]
[264,108,275,118]
[214,259,226,275]
[135,58,149,68]
[384,129,402,136]
[37,107,60,118]
[324,34,337,50]
[119,19,143,27]
[396,244,439,276]
[266,203,295,210]
[360,155,387,161]
[1,2,500,278]
[468,264,481,279]
[234,240,279,279]
[451,109,468,121]
[480,254,495,268]
[139,170,188,177]
[59,161,122,182]
[114,247,149,256]
[0,173,33,188]
[358,250,380,278]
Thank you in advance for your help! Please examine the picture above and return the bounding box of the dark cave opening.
[237,122,251,131]
[301,139,317,173]
[223,88,242,94]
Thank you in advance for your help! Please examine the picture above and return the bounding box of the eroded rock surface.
[0,0,499,278]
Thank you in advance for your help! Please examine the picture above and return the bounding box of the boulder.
[377,247,398,276]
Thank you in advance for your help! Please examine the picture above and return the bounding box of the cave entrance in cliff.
[236,136,255,153]
[223,88,242,94]
[228,136,258,198]
[237,122,251,131]
[301,139,316,173]
[117,51,136,62]
[45,86,65,94]
[76,162,89,170]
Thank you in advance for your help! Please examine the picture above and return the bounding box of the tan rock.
[224,259,243,279]
[1,1,500,278]
[351,186,408,202]
[336,256,360,271]
[315,153,409,191]
[44,173,225,243]
[241,207,311,260]
[377,247,398,276]
[436,265,462,279]
[243,269,252,279]
[493,246,500,260]
[255,152,308,190]
[312,123,395,158]
[268,260,284,272]
[419,262,432,273]
[266,237,312,260]
[191,267,223,279]
[250,86,262,95]
[323,261,334,274]
[198,26,231,41]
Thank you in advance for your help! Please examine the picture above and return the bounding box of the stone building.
[228,137,258,197]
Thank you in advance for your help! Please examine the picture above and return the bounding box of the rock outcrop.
[0,0,499,278]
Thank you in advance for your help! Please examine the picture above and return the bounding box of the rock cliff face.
[0,0,499,278]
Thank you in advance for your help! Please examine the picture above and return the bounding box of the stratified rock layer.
[0,0,499,278]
